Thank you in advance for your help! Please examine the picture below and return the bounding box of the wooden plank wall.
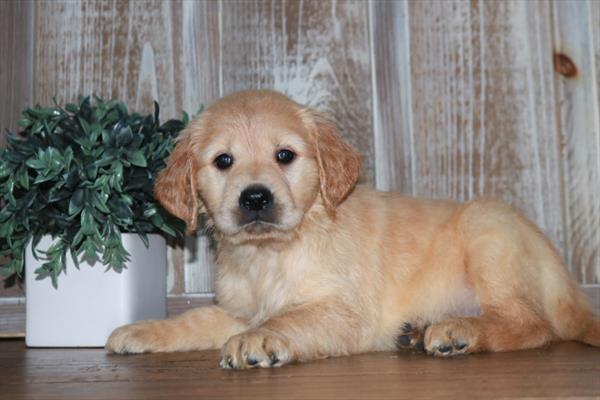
[0,0,33,146]
[0,0,599,326]
[370,0,600,291]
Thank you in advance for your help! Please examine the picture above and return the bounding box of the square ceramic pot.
[25,233,167,347]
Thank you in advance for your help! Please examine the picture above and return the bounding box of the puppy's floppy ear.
[303,110,362,210]
[154,129,200,234]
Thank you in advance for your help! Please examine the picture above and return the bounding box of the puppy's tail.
[579,315,600,347]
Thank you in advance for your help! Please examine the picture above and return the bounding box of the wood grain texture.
[170,0,221,295]
[1,340,599,400]
[33,0,182,119]
[2,0,599,297]
[182,235,216,293]
[0,0,33,144]
[552,0,600,284]
[177,0,221,114]
[403,0,564,252]
[32,0,224,294]
[220,0,374,182]
[0,0,32,299]
[34,0,188,291]
[0,298,26,337]
[370,0,415,192]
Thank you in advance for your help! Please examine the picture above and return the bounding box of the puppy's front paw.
[220,328,293,369]
[424,318,476,357]
[106,321,167,354]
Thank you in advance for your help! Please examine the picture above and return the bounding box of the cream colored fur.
[106,90,600,368]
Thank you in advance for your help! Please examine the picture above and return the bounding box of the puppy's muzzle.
[237,185,278,227]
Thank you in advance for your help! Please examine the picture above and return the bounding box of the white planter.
[25,233,166,347]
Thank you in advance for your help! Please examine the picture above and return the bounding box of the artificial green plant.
[0,97,187,287]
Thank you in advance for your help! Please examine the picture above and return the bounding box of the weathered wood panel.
[0,0,32,297]
[2,0,599,296]
[32,0,223,294]
[33,0,182,119]
[401,0,564,252]
[370,0,414,192]
[220,0,374,182]
[0,0,33,143]
[170,0,221,294]
[0,298,26,337]
[179,0,377,293]
[553,0,600,284]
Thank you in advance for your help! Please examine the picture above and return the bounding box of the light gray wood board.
[369,0,414,193]
[373,0,564,267]
[552,0,600,284]
[220,0,374,183]
[175,0,221,294]
[30,0,222,294]
[0,0,32,298]
[33,0,182,119]
[0,0,33,143]
[411,0,562,241]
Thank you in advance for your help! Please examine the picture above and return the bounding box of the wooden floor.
[1,339,599,400]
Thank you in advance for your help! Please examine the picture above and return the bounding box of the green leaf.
[69,189,85,216]
[33,171,59,184]
[0,218,14,237]
[65,103,79,113]
[143,204,158,218]
[127,150,147,167]
[94,154,115,168]
[80,208,99,235]
[138,232,149,247]
[78,116,91,134]
[108,197,133,224]
[16,165,29,189]
[25,158,45,170]
[0,161,14,178]
[151,213,176,237]
[64,170,80,189]
[70,244,81,270]
[116,126,133,147]
[85,162,98,179]
[90,190,110,213]
[18,117,33,128]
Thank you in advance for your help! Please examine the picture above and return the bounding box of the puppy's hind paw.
[396,322,426,352]
[424,319,474,357]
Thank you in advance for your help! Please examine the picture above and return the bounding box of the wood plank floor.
[1,339,599,400]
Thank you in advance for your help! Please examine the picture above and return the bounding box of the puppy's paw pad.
[396,322,426,352]
[220,329,293,369]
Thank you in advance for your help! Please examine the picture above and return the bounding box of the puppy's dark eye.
[276,149,295,165]
[214,153,233,170]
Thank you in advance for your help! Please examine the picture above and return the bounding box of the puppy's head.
[154,90,361,244]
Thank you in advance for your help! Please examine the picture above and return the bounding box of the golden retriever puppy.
[106,90,600,368]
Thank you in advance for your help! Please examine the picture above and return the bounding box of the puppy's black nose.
[239,185,273,211]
